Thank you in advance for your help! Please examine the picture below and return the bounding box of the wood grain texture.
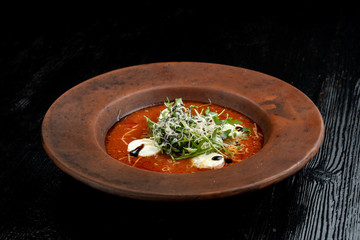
[1,7,360,240]
[286,75,360,239]
[285,17,360,239]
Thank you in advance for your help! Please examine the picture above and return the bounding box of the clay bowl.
[41,62,324,201]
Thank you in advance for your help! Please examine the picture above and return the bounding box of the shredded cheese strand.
[121,125,138,145]
[145,98,250,160]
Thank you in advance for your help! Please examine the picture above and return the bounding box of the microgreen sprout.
[145,98,250,160]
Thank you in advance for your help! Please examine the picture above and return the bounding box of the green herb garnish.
[145,98,250,160]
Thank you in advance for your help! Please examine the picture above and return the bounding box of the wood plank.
[285,71,360,239]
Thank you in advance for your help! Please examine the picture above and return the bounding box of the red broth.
[105,101,264,173]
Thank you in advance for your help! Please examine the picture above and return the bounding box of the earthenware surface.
[41,62,324,201]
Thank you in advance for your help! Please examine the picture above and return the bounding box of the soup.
[105,98,263,173]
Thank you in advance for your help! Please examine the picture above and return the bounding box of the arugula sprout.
[145,98,250,160]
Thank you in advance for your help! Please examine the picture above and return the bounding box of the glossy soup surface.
[105,101,264,173]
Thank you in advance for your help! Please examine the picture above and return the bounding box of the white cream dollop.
[127,138,160,157]
[222,123,244,138]
[191,152,225,169]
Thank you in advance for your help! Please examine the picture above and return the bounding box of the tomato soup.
[105,101,263,173]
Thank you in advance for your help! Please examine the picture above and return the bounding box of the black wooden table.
[1,6,359,239]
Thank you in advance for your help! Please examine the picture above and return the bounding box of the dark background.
[1,4,360,239]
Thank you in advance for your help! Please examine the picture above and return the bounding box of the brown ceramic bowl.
[41,62,324,201]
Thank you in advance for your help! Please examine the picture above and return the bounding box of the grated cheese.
[145,98,251,160]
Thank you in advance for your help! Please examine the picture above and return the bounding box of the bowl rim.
[41,62,325,201]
